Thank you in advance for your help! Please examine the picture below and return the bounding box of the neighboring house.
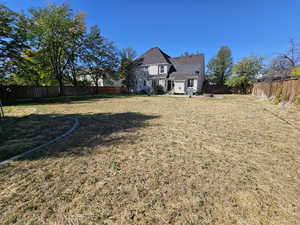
[78,71,123,87]
[134,47,205,94]
[98,78,123,87]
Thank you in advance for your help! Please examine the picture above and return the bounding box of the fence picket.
[0,86,127,101]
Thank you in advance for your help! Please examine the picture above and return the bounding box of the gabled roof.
[171,54,204,65]
[169,54,204,79]
[169,63,202,79]
[137,47,205,80]
[138,47,171,65]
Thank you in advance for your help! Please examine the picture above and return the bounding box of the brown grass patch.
[0,95,299,225]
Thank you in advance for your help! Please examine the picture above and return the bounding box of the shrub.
[273,88,283,104]
[291,66,300,77]
[153,85,165,95]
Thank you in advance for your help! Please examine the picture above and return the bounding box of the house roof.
[170,63,201,75]
[137,47,205,79]
[169,55,204,79]
[171,54,204,65]
[138,47,171,65]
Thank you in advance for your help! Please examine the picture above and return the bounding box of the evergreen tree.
[207,46,233,85]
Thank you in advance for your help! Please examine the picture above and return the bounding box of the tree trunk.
[72,76,78,86]
[0,99,5,119]
[71,66,78,86]
[95,81,99,94]
[220,71,225,86]
[241,83,247,94]
[58,78,64,96]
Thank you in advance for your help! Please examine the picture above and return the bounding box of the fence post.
[0,99,4,120]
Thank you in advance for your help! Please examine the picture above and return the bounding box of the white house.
[133,47,205,94]
[78,72,123,87]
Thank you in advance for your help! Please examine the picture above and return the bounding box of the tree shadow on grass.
[3,94,149,106]
[0,112,159,163]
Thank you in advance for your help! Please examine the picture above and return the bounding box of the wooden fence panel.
[252,78,300,103]
[0,86,128,101]
[202,83,252,94]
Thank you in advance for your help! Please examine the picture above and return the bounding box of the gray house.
[134,47,205,94]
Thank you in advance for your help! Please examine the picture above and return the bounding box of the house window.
[144,80,146,86]
[160,65,165,74]
[143,66,148,72]
[187,79,194,87]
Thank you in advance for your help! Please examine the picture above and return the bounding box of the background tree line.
[207,40,300,93]
[206,46,262,93]
[0,4,137,95]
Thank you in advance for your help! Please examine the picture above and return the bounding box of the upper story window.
[187,79,194,87]
[159,65,165,74]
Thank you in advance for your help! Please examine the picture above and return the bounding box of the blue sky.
[2,0,300,64]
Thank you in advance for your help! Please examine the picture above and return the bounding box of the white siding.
[148,65,158,75]
[174,81,185,94]
[158,79,165,88]
[98,79,104,86]
[78,75,103,86]
[185,79,198,93]
[193,79,198,91]
[174,78,203,94]
[148,64,168,75]
[103,79,123,87]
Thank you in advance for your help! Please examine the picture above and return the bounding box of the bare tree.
[280,38,300,67]
[262,38,300,81]
[263,56,291,79]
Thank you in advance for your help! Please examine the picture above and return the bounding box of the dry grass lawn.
[0,95,299,225]
[0,107,73,161]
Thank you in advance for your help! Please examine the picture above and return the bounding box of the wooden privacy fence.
[252,78,300,103]
[202,84,233,94]
[0,86,128,101]
[202,83,252,94]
